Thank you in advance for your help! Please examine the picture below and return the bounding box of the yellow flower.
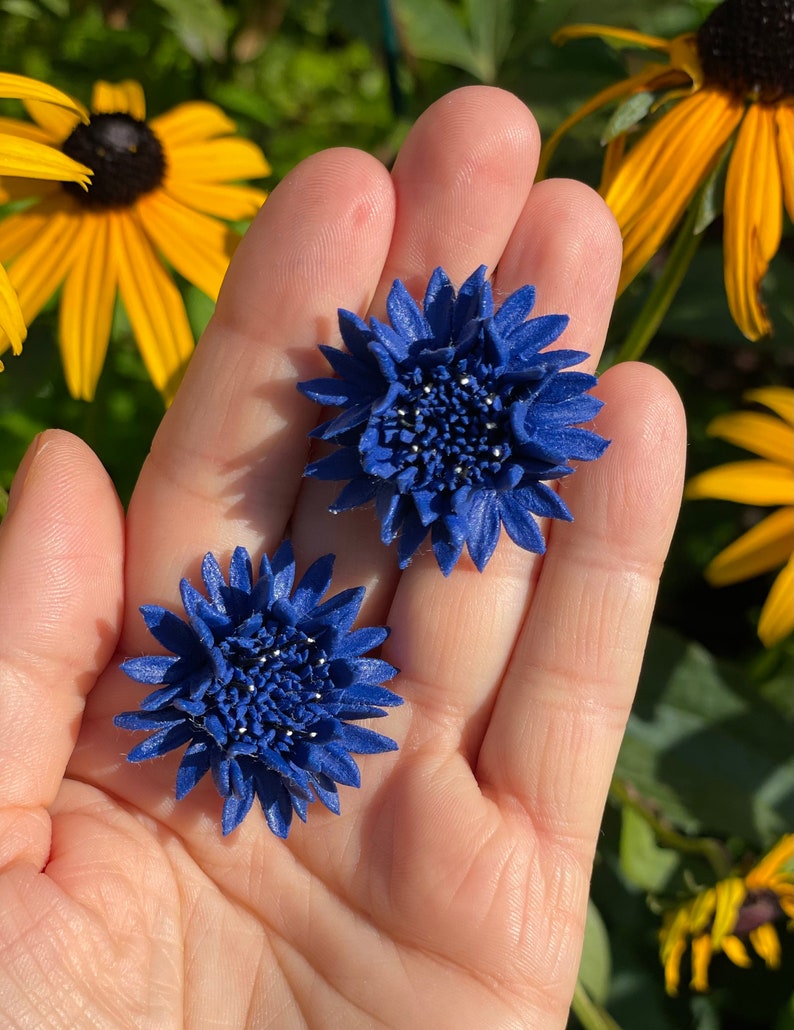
[660,835,794,995]
[0,80,270,402]
[686,387,794,647]
[542,0,794,341]
[0,72,92,362]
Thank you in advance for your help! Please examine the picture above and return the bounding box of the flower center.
[696,0,794,102]
[60,112,166,209]
[731,889,786,935]
[368,362,510,493]
[206,621,331,753]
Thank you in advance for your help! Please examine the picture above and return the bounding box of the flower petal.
[58,213,117,401]
[775,104,794,223]
[605,88,743,292]
[165,138,270,184]
[0,134,91,185]
[92,79,146,119]
[724,102,782,340]
[705,507,794,585]
[686,460,792,506]
[137,189,238,300]
[706,410,793,465]
[149,101,238,144]
[0,72,87,121]
[758,554,794,646]
[111,210,194,403]
[744,387,794,427]
[0,262,26,357]
[162,179,267,220]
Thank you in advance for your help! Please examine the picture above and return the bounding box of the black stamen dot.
[61,112,166,209]
[696,0,794,101]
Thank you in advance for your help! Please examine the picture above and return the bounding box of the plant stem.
[570,980,623,1030]
[614,199,703,364]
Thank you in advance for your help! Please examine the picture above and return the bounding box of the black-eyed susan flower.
[659,834,794,994]
[0,79,269,402]
[686,387,794,646]
[115,542,402,837]
[298,266,608,576]
[0,72,92,362]
[542,0,794,342]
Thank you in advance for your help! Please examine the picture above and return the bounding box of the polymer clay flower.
[115,543,401,837]
[298,266,608,575]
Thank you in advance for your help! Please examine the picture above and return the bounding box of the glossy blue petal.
[115,542,401,837]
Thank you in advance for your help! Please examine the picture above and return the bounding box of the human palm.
[0,87,685,1028]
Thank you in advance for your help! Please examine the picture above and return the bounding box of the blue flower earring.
[299,266,609,575]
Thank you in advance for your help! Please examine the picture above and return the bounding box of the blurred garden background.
[0,1,792,1027]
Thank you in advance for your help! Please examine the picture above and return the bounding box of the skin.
[0,87,686,1028]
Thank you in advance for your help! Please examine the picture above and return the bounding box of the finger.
[0,431,123,866]
[478,362,686,851]
[382,183,622,744]
[291,85,542,612]
[124,148,396,648]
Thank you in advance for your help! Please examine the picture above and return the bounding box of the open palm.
[0,87,685,1028]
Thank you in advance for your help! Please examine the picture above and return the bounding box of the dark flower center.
[696,0,794,101]
[61,112,166,209]
[731,889,786,936]
[372,362,511,492]
[205,621,331,753]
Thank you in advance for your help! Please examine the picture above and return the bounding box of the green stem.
[614,199,703,365]
[570,979,623,1030]
[610,778,733,879]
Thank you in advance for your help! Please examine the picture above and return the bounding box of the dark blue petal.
[291,553,335,617]
[452,266,489,336]
[306,446,365,484]
[312,776,341,814]
[176,741,213,798]
[222,782,255,835]
[330,626,389,658]
[120,654,179,685]
[498,494,546,554]
[492,283,535,331]
[386,277,431,343]
[180,577,216,619]
[505,313,569,359]
[305,587,365,636]
[397,509,429,568]
[309,400,373,441]
[271,541,296,599]
[200,552,226,607]
[431,517,466,576]
[306,742,361,787]
[139,607,196,656]
[137,681,188,709]
[512,482,573,521]
[339,723,399,755]
[329,475,377,512]
[297,376,365,407]
[228,547,253,593]
[338,308,374,361]
[258,777,294,838]
[464,490,501,572]
[423,267,454,340]
[126,720,194,762]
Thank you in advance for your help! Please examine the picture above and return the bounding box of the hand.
[0,86,685,1028]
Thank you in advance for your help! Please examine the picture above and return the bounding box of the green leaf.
[579,900,612,1006]
[619,805,680,892]
[463,0,514,82]
[616,626,794,842]
[150,0,231,62]
[601,91,654,143]
[393,0,478,76]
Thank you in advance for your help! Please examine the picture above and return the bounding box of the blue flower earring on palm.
[299,266,609,575]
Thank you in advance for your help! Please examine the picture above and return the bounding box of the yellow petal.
[704,508,794,586]
[706,410,794,465]
[663,935,687,996]
[749,923,782,968]
[23,98,80,141]
[720,934,753,968]
[711,878,746,943]
[165,137,270,184]
[111,211,194,403]
[758,555,794,646]
[690,890,717,935]
[0,72,88,121]
[136,190,238,300]
[149,100,237,145]
[685,460,793,506]
[724,101,782,340]
[0,116,56,143]
[0,176,59,205]
[163,180,267,221]
[552,24,672,51]
[744,387,794,426]
[598,135,626,194]
[746,835,794,888]
[690,934,713,992]
[605,88,744,292]
[776,104,794,223]
[0,196,63,264]
[0,134,91,186]
[0,204,81,347]
[0,261,26,357]
[91,80,146,120]
[58,214,117,401]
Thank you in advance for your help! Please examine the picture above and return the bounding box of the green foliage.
[0,1,791,1024]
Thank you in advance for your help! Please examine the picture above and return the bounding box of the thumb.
[0,430,124,867]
